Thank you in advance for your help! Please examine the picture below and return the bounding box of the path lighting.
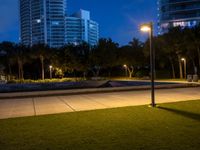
[49,65,53,79]
[181,58,187,79]
[123,64,128,77]
[140,22,156,107]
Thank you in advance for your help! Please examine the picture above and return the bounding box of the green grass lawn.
[0,100,200,150]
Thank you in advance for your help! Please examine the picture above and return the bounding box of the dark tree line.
[1,26,200,80]
[150,26,200,79]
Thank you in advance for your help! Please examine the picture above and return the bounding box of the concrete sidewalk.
[0,87,200,119]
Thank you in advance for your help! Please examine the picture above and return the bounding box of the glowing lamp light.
[181,58,186,61]
[123,64,127,68]
[140,25,151,32]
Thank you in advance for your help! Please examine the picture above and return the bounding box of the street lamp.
[123,64,128,78]
[140,22,156,107]
[181,58,187,79]
[49,65,53,79]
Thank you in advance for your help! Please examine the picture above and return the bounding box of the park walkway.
[0,87,200,119]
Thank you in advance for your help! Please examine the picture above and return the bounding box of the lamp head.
[123,64,127,68]
[181,58,186,61]
[140,23,152,32]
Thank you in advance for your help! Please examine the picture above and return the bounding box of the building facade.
[19,0,32,46]
[19,0,66,47]
[66,10,99,45]
[19,0,99,47]
[158,0,200,34]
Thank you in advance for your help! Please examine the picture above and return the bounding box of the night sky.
[0,0,157,45]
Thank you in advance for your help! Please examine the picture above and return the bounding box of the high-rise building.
[158,0,200,34]
[66,10,99,45]
[19,0,66,47]
[19,0,32,46]
[19,0,99,47]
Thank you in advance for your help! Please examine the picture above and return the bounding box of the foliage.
[1,25,200,80]
[89,38,119,76]
[7,78,84,84]
[118,38,145,78]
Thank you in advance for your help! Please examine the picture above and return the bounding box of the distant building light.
[160,23,169,30]
[173,21,197,28]
[188,21,197,27]
[90,24,95,28]
[36,19,41,23]
[173,21,185,27]
[73,42,78,46]
[52,21,60,25]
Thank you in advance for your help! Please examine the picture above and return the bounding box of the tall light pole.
[181,58,187,79]
[140,22,156,107]
[49,65,53,79]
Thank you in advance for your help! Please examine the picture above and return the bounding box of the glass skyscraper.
[158,0,200,34]
[19,0,32,46]
[19,0,99,47]
[19,0,66,47]
[66,10,99,46]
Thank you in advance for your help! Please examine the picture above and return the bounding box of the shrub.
[7,78,85,84]
[135,70,149,78]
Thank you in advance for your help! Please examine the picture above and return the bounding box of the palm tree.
[118,38,144,78]
[156,35,177,79]
[0,42,29,80]
[182,27,198,74]
[166,27,185,79]
[0,42,15,79]
[13,44,29,80]
[129,38,143,48]
[90,38,119,77]
[31,44,51,80]
[188,25,200,70]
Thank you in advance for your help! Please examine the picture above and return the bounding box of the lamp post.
[49,65,53,79]
[123,64,128,78]
[181,58,187,79]
[140,22,156,107]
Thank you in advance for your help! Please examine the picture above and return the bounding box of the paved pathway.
[0,87,200,119]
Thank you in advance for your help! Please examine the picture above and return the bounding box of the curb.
[0,83,199,99]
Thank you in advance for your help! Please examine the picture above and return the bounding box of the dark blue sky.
[0,0,157,45]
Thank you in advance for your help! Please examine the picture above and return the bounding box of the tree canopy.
[1,25,200,80]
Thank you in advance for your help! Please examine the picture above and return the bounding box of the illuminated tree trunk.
[169,57,175,79]
[197,47,200,69]
[127,66,134,78]
[178,54,183,79]
[18,60,21,80]
[17,59,24,80]
[8,63,12,80]
[40,55,45,80]
[191,58,197,74]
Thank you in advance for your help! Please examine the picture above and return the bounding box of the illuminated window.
[161,23,169,28]
[52,21,60,25]
[36,19,41,23]
[173,21,197,28]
